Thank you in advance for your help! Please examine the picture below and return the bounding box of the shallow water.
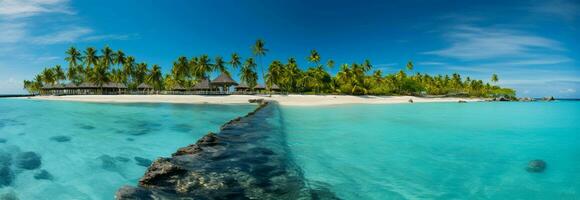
[0,99,255,199]
[282,101,580,199]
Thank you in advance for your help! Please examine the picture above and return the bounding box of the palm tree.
[362,59,373,72]
[172,56,189,82]
[252,39,268,84]
[41,68,56,85]
[53,65,65,83]
[308,49,321,67]
[101,46,114,71]
[91,61,110,94]
[284,58,301,92]
[147,64,163,91]
[406,60,414,71]
[196,55,213,79]
[110,68,125,93]
[123,56,136,87]
[83,47,99,71]
[66,65,77,84]
[135,62,148,85]
[240,58,258,89]
[491,74,499,83]
[65,46,82,69]
[327,59,335,69]
[114,50,126,67]
[229,53,241,70]
[266,60,284,88]
[214,56,228,75]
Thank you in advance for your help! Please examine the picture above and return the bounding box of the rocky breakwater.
[116,101,338,200]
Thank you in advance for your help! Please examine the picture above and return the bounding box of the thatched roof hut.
[171,85,187,91]
[193,79,211,90]
[235,83,249,89]
[211,73,238,87]
[269,84,281,91]
[254,84,266,90]
[137,83,153,90]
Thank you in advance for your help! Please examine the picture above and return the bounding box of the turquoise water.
[281,101,580,199]
[0,99,254,199]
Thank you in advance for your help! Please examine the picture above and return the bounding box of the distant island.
[23,39,515,99]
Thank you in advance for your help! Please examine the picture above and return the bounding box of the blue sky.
[0,0,578,97]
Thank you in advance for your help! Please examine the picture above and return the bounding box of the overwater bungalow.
[41,82,127,95]
[211,73,238,93]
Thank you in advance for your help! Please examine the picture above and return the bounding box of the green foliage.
[25,41,515,98]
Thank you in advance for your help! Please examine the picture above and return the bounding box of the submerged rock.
[49,136,71,142]
[34,170,54,181]
[115,186,153,200]
[527,160,547,173]
[117,102,339,199]
[116,156,130,162]
[78,124,96,130]
[126,138,134,142]
[15,151,41,170]
[0,191,18,200]
[0,166,14,187]
[0,138,6,143]
[0,152,11,167]
[134,157,152,167]
[99,155,119,171]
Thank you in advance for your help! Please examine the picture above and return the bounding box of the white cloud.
[417,62,446,66]
[492,56,572,66]
[82,33,139,42]
[560,88,576,93]
[0,22,27,43]
[529,0,579,21]
[0,0,73,18]
[32,27,93,44]
[424,25,563,60]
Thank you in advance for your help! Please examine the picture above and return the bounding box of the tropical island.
[23,40,516,105]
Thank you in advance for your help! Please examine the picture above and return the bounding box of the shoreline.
[21,94,484,106]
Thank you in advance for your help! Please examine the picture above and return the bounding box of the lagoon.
[282,101,580,199]
[0,99,255,199]
[0,98,578,199]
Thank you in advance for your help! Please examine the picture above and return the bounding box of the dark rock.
[134,157,152,167]
[34,170,54,181]
[15,152,41,170]
[173,144,203,156]
[0,166,14,187]
[197,132,219,146]
[138,158,187,189]
[527,159,547,173]
[0,139,6,143]
[543,96,555,101]
[115,186,153,200]
[458,100,467,103]
[49,136,71,142]
[408,99,414,103]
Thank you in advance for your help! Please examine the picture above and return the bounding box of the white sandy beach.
[25,95,484,106]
